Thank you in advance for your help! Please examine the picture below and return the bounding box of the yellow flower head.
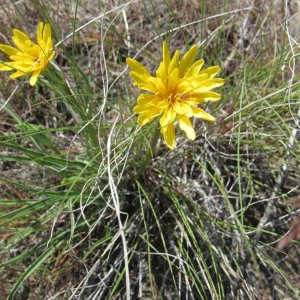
[126,42,224,149]
[0,22,55,86]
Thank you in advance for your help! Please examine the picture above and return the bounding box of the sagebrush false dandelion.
[0,22,55,86]
[127,42,224,149]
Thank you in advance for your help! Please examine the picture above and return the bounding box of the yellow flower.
[126,42,224,149]
[0,22,55,86]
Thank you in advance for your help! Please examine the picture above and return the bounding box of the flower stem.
[150,125,160,156]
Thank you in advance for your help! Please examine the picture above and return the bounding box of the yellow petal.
[185,59,205,77]
[9,60,32,71]
[43,23,51,40]
[198,66,221,78]
[0,44,18,56]
[167,68,179,92]
[9,53,25,61]
[190,74,210,83]
[151,77,166,95]
[184,98,199,106]
[160,108,176,127]
[130,71,157,93]
[176,74,208,92]
[156,42,171,78]
[137,107,162,125]
[191,91,221,102]
[10,70,26,78]
[156,100,168,109]
[130,71,149,84]
[48,50,55,62]
[147,107,163,118]
[29,70,41,86]
[37,22,44,45]
[179,45,198,76]
[162,42,170,65]
[192,107,216,122]
[161,122,175,149]
[45,37,53,53]
[0,62,14,71]
[156,61,167,79]
[178,115,195,140]
[137,112,149,125]
[137,94,156,105]
[133,100,159,113]
[133,104,150,113]
[12,29,31,51]
[126,58,151,77]
[173,102,193,116]
[168,50,180,74]
[193,78,224,92]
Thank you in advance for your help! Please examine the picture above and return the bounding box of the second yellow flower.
[0,22,55,86]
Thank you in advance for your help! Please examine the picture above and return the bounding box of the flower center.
[166,92,187,108]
